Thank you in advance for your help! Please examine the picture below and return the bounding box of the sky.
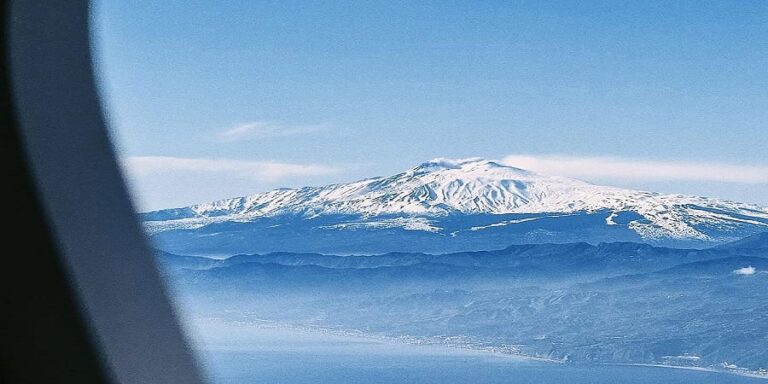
[92,0,768,211]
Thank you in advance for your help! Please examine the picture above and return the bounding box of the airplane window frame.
[6,2,766,383]
[3,1,203,383]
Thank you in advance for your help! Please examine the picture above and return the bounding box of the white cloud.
[123,156,341,181]
[501,154,768,184]
[733,266,756,275]
[218,121,329,141]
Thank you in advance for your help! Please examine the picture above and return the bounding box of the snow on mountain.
[143,158,768,249]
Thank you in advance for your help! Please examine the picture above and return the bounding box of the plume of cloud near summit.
[502,154,768,184]
[119,157,348,211]
[218,121,330,142]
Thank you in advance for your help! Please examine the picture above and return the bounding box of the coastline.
[188,316,562,363]
[614,363,768,381]
[188,316,767,380]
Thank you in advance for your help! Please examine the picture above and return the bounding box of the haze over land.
[159,233,768,375]
[143,159,768,376]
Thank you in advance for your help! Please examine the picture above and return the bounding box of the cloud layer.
[501,154,768,184]
[218,121,328,141]
[123,156,341,181]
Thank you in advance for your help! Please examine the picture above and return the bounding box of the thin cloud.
[501,154,768,184]
[218,121,329,142]
[123,156,341,181]
[733,266,756,275]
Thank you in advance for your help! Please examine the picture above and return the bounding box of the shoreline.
[190,316,768,380]
[613,363,768,380]
[190,316,563,363]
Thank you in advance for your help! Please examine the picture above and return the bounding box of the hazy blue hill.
[157,239,754,276]
[157,234,768,372]
[651,256,768,277]
[155,250,220,271]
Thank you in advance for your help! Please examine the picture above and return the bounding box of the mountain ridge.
[143,158,768,254]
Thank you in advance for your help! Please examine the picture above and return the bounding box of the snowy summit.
[143,158,768,254]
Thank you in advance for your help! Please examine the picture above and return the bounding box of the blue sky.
[93,1,768,210]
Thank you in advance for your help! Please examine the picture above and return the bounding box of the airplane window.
[92,1,768,383]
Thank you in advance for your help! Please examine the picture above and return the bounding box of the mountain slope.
[143,158,768,255]
[716,231,768,252]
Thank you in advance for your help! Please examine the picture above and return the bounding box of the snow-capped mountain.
[144,158,768,255]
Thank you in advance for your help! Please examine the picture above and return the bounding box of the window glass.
[93,2,768,382]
